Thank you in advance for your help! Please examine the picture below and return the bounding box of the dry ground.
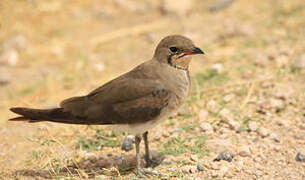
[0,0,304,179]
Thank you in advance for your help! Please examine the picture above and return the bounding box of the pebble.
[254,53,270,67]
[248,121,259,132]
[219,166,229,178]
[219,108,240,131]
[153,131,162,141]
[209,0,235,12]
[275,55,289,68]
[295,152,305,162]
[94,62,105,72]
[182,165,198,174]
[160,0,193,16]
[214,151,234,162]
[197,163,204,171]
[295,54,305,69]
[269,98,285,111]
[298,123,305,130]
[258,127,270,138]
[200,122,213,133]
[270,133,280,142]
[0,49,19,66]
[219,108,234,121]
[190,154,198,162]
[223,94,235,102]
[211,63,223,73]
[207,100,220,112]
[198,109,209,121]
[255,170,264,177]
[211,170,218,177]
[162,156,174,165]
[177,107,190,116]
[2,34,27,51]
[238,145,251,157]
[0,69,10,86]
[121,135,134,152]
[162,131,170,137]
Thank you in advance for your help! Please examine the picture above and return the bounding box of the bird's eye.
[169,47,178,53]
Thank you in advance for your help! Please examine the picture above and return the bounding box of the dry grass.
[0,0,305,179]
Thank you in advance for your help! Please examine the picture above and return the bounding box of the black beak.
[192,47,204,54]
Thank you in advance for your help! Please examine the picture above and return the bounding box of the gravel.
[214,151,234,162]
[121,135,134,152]
[197,163,204,171]
[295,152,305,162]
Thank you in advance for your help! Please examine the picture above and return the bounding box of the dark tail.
[9,107,89,124]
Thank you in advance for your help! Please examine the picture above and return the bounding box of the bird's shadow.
[11,151,164,179]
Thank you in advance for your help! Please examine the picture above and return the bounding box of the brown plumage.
[9,34,204,175]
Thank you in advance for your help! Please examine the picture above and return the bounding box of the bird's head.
[153,35,204,70]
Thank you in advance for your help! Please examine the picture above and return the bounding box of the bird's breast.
[165,69,191,111]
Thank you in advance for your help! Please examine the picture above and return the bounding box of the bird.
[9,34,204,176]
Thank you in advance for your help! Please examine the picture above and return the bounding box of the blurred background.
[0,0,304,179]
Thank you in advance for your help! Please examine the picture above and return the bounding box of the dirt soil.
[0,0,305,179]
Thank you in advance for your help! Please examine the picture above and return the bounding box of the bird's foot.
[137,167,163,177]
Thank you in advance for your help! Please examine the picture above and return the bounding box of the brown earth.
[0,0,304,179]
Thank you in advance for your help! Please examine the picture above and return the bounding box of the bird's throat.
[168,56,191,70]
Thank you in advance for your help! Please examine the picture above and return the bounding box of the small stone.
[214,151,234,162]
[162,156,174,165]
[248,121,259,132]
[298,123,305,130]
[211,63,223,73]
[81,151,97,161]
[227,120,241,131]
[295,152,305,162]
[211,170,218,177]
[220,108,240,130]
[0,49,19,66]
[275,55,289,68]
[254,53,270,67]
[219,166,229,177]
[121,135,134,152]
[94,62,105,72]
[295,54,305,69]
[198,109,209,121]
[200,122,213,133]
[255,170,264,177]
[219,108,234,121]
[162,131,170,137]
[154,128,162,141]
[223,94,235,102]
[258,127,270,138]
[270,133,280,142]
[0,68,10,86]
[160,0,193,16]
[207,100,220,112]
[190,154,198,162]
[197,163,204,171]
[238,145,251,157]
[209,0,235,12]
[177,107,189,116]
[2,34,27,51]
[182,165,198,174]
[269,98,285,111]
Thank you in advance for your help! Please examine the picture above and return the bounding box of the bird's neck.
[167,56,191,71]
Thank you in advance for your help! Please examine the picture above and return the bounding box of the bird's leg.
[135,135,143,175]
[135,133,163,177]
[143,131,153,167]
